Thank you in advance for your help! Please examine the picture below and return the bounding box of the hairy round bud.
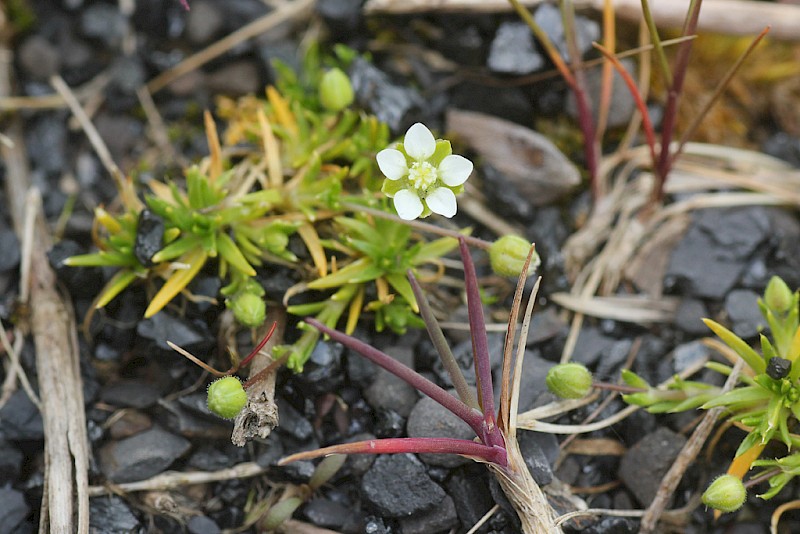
[319,68,354,112]
[207,376,247,419]
[489,235,540,277]
[702,474,746,513]
[546,363,592,399]
[228,292,266,328]
[764,276,794,314]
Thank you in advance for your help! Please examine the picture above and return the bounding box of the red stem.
[654,0,703,203]
[278,437,508,467]
[305,318,486,438]
[238,321,277,369]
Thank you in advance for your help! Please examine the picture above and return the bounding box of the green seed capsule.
[228,292,266,328]
[488,235,539,278]
[319,68,355,112]
[546,363,592,399]
[207,376,247,419]
[764,276,793,314]
[702,474,746,513]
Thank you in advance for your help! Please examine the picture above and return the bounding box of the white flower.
[376,123,473,220]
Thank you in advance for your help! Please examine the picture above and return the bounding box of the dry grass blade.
[3,41,90,530]
[550,293,678,323]
[87,461,268,496]
[771,500,800,534]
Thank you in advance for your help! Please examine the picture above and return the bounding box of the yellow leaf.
[144,249,208,318]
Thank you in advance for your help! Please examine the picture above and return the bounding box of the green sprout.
[66,47,486,373]
[616,275,800,506]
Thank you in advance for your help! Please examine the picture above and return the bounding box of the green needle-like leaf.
[703,318,766,374]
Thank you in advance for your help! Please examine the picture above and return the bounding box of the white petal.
[425,187,457,218]
[403,123,436,161]
[376,149,408,180]
[438,155,473,186]
[394,189,424,220]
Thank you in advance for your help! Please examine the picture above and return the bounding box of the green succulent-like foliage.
[66,46,458,371]
[284,210,458,370]
[621,275,800,502]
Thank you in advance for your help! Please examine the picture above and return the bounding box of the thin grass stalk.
[674,26,770,157]
[594,0,616,150]
[407,269,478,409]
[640,0,672,86]
[653,0,703,203]
[499,245,538,431]
[593,43,658,169]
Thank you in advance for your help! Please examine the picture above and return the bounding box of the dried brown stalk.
[232,308,286,446]
[1,44,90,534]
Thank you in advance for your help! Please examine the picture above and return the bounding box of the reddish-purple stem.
[305,318,486,438]
[238,322,277,369]
[654,0,703,203]
[279,437,508,467]
[458,238,503,447]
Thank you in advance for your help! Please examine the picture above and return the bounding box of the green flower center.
[408,161,438,192]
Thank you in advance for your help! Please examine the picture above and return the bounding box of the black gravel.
[4,1,800,532]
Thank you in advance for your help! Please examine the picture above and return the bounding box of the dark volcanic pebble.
[187,515,222,534]
[0,487,29,533]
[89,495,141,533]
[399,494,459,534]
[406,394,473,468]
[100,379,162,409]
[618,427,687,507]
[363,347,418,417]
[0,439,23,483]
[487,22,544,75]
[724,289,764,338]
[133,209,165,267]
[0,389,44,441]
[666,207,771,299]
[361,454,446,518]
[302,497,352,530]
[99,426,191,483]
[349,57,424,131]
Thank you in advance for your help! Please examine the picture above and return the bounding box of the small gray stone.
[407,394,474,468]
[399,494,458,534]
[186,1,224,44]
[81,3,127,46]
[99,426,191,483]
[674,298,709,335]
[90,496,140,533]
[0,389,44,441]
[18,35,60,81]
[364,347,418,417]
[0,487,29,533]
[672,340,712,374]
[534,2,600,61]
[619,427,686,506]
[361,454,445,518]
[206,61,261,96]
[349,58,424,132]
[100,380,162,409]
[487,22,544,75]
[518,430,559,486]
[725,289,764,339]
[187,515,221,534]
[566,58,637,129]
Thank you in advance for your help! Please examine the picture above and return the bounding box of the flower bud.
[319,68,354,112]
[764,276,794,314]
[489,235,540,278]
[546,363,592,399]
[207,376,247,419]
[702,474,746,513]
[228,292,266,328]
